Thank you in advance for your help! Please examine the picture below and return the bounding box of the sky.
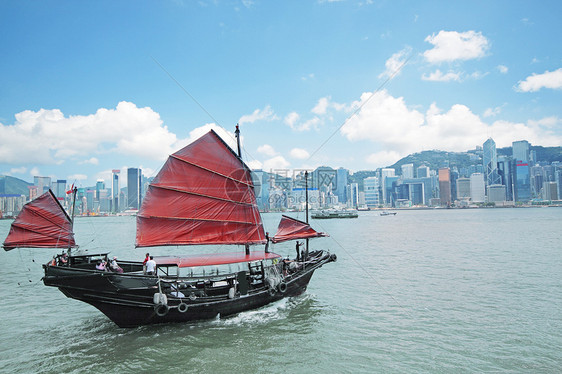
[1,0,561,188]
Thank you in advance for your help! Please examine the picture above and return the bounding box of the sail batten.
[3,190,76,251]
[272,215,328,243]
[136,130,266,248]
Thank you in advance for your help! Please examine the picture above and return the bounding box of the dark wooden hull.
[43,252,336,327]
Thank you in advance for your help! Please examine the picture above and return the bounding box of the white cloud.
[497,65,508,74]
[263,155,290,171]
[0,101,185,165]
[29,167,40,177]
[379,46,411,79]
[284,112,300,129]
[516,68,562,92]
[257,144,277,157]
[366,151,402,168]
[423,30,489,63]
[340,89,562,159]
[9,167,27,174]
[312,97,330,115]
[301,73,315,81]
[483,106,502,117]
[421,69,461,82]
[80,157,99,165]
[247,160,263,170]
[238,105,277,125]
[290,148,310,160]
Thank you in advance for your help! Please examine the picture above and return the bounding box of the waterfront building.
[95,180,105,202]
[363,177,380,208]
[483,138,502,189]
[383,176,399,206]
[497,156,513,201]
[543,181,558,201]
[336,168,348,204]
[127,168,142,210]
[530,165,544,198]
[456,178,471,199]
[470,173,485,203]
[487,184,507,203]
[556,169,562,201]
[111,170,120,213]
[514,161,531,202]
[512,140,530,162]
[347,183,359,208]
[381,168,395,205]
[252,170,270,211]
[0,194,26,216]
[438,168,451,206]
[401,164,414,179]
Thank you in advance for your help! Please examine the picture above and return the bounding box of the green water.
[1,208,561,373]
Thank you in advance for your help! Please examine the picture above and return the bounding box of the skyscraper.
[363,177,379,208]
[127,168,142,210]
[111,170,120,213]
[401,163,414,179]
[512,140,529,162]
[483,138,501,188]
[336,168,348,204]
[470,173,485,202]
[514,161,531,202]
[438,168,451,206]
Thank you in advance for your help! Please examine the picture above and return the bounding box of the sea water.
[0,208,561,373]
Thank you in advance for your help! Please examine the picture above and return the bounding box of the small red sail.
[136,130,266,247]
[3,190,76,251]
[271,215,328,244]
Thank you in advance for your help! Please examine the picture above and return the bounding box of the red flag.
[66,184,75,194]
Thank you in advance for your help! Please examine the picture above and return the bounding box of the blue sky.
[1,0,561,187]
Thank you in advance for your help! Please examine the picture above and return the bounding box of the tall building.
[487,184,506,203]
[34,176,51,195]
[470,173,485,202]
[497,156,513,201]
[543,181,558,200]
[512,140,529,162]
[127,168,142,210]
[53,179,67,201]
[111,170,120,213]
[514,160,531,202]
[417,165,430,178]
[336,168,348,204]
[401,164,414,179]
[347,183,359,208]
[438,168,451,206]
[381,168,395,205]
[483,138,501,188]
[363,177,380,208]
[456,178,471,199]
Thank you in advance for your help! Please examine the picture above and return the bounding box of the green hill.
[0,175,32,195]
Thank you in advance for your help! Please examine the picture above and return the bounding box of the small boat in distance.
[3,127,336,327]
[380,211,397,216]
[311,208,359,219]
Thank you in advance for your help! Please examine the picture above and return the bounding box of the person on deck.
[96,260,106,271]
[58,252,68,266]
[143,253,150,274]
[110,256,123,273]
[295,241,302,262]
[145,256,156,275]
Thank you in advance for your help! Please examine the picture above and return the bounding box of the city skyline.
[1,1,561,187]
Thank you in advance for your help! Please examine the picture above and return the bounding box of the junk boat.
[3,127,336,327]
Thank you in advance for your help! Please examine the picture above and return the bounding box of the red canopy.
[136,130,266,247]
[155,252,281,268]
[3,190,76,251]
[271,215,328,244]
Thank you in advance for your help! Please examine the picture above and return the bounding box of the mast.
[235,123,242,158]
[305,171,309,261]
[235,124,250,255]
[70,187,78,229]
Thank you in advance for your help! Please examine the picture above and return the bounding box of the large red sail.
[271,215,328,243]
[3,190,76,251]
[136,130,266,247]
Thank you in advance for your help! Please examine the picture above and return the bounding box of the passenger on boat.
[110,256,123,273]
[295,241,302,261]
[145,256,156,275]
[96,260,107,271]
[142,252,150,273]
[49,256,56,266]
[58,253,68,266]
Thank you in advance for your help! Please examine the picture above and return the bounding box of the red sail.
[3,190,76,251]
[271,215,328,243]
[136,130,266,247]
